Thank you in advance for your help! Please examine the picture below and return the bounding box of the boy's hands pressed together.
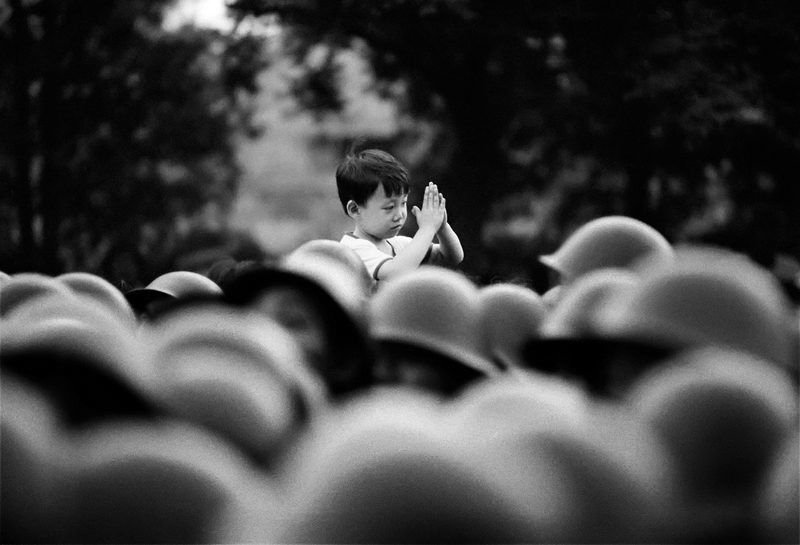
[375,180,462,280]
[412,182,447,233]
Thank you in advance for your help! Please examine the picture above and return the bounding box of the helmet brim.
[519,335,676,395]
[372,326,499,377]
[124,288,175,314]
[538,254,561,272]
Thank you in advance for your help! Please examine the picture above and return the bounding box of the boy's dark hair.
[336,149,410,212]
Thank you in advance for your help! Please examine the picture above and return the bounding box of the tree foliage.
[230,0,800,281]
[0,0,268,283]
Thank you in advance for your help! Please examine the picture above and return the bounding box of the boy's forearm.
[436,222,464,265]
[376,226,438,279]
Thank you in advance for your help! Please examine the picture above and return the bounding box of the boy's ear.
[346,200,359,218]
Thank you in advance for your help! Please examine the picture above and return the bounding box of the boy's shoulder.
[386,235,414,252]
[340,232,367,246]
[340,233,412,248]
[340,233,378,255]
[341,234,417,261]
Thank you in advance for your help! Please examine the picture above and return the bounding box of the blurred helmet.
[144,307,326,466]
[125,271,222,318]
[222,264,375,398]
[542,285,563,309]
[57,272,135,327]
[626,347,797,503]
[445,372,590,439]
[370,267,496,376]
[0,273,75,318]
[4,291,137,341]
[146,270,223,298]
[462,400,679,543]
[278,386,447,484]
[2,311,156,426]
[144,306,326,424]
[1,377,65,543]
[271,394,537,544]
[541,268,639,338]
[60,422,260,544]
[756,433,799,544]
[596,246,795,368]
[281,253,368,323]
[285,239,373,295]
[0,270,11,286]
[540,216,673,283]
[477,283,546,368]
[638,244,791,315]
[159,364,300,467]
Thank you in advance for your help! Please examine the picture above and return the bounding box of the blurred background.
[2,0,800,290]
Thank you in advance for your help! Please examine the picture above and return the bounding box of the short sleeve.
[340,235,434,280]
[340,235,393,280]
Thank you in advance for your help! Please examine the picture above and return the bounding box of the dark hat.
[223,264,375,397]
[520,336,675,398]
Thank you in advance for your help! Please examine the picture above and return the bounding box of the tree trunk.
[38,0,64,274]
[9,0,36,270]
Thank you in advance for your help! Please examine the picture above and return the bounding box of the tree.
[229,0,800,280]
[229,0,562,273]
[0,0,267,283]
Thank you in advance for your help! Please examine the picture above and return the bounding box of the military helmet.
[540,216,672,283]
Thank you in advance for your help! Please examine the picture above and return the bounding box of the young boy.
[337,149,464,282]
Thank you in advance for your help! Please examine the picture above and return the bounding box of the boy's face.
[353,187,408,241]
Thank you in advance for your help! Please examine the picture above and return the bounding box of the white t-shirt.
[340,233,433,280]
